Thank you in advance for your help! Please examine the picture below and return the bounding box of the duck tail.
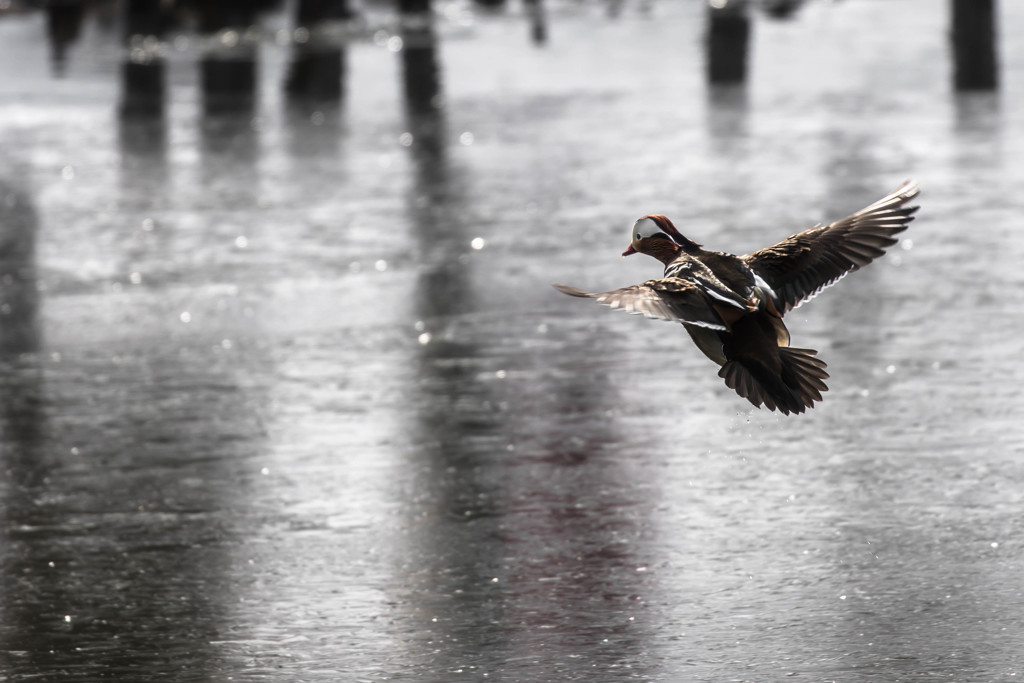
[718,347,829,415]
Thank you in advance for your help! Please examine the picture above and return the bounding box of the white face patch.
[632,217,661,244]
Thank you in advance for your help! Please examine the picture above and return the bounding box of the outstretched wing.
[553,279,727,330]
[742,180,920,314]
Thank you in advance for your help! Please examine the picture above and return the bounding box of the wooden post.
[286,0,352,104]
[46,1,84,76]
[120,0,166,119]
[952,0,998,90]
[398,0,442,118]
[524,0,547,45]
[199,4,259,115]
[705,0,750,85]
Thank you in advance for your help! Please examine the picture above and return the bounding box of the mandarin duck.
[555,180,920,415]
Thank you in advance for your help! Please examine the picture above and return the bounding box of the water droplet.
[495,370,507,379]
[64,615,72,623]
[220,29,240,48]
[537,323,548,334]
[260,467,270,476]
[414,320,426,332]
[374,259,388,272]
[387,36,404,52]
[991,541,999,549]
[49,561,55,568]
[293,26,310,44]
[470,237,485,250]
[491,577,499,583]
[141,217,155,231]
[129,271,143,284]
[885,364,896,374]
[61,165,75,180]
[839,595,847,600]
[901,238,914,251]
[373,30,389,47]
[418,332,432,345]
[180,311,192,324]
[234,235,248,249]
[220,339,233,350]
[399,132,414,147]
[460,131,475,146]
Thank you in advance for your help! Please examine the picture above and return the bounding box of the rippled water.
[1,0,1023,681]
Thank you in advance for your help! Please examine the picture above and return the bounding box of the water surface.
[1,1,1023,681]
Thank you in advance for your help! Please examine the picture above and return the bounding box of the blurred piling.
[46,0,84,76]
[199,4,259,115]
[398,0,442,120]
[286,0,352,105]
[705,0,750,85]
[119,0,166,120]
[524,0,547,45]
[951,0,998,90]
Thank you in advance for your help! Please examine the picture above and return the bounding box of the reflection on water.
[1,0,1024,681]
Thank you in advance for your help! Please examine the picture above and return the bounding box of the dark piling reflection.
[951,0,998,91]
[0,181,41,358]
[705,83,749,155]
[816,132,888,380]
[0,182,233,679]
[396,32,657,674]
[397,19,511,670]
[0,180,47,678]
[953,91,1002,173]
[705,0,750,85]
[493,364,660,677]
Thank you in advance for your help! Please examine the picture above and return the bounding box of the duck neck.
[650,242,688,265]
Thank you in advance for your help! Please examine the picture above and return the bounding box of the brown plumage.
[554,180,920,415]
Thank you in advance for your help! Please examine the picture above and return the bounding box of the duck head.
[623,214,701,263]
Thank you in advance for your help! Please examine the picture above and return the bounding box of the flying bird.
[554,180,920,415]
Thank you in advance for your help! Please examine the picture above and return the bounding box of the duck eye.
[635,233,642,240]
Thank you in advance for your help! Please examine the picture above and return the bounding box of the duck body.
[555,180,920,415]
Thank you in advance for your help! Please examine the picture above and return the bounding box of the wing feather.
[743,180,919,313]
[553,279,727,330]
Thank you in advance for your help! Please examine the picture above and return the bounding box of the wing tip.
[553,283,592,298]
